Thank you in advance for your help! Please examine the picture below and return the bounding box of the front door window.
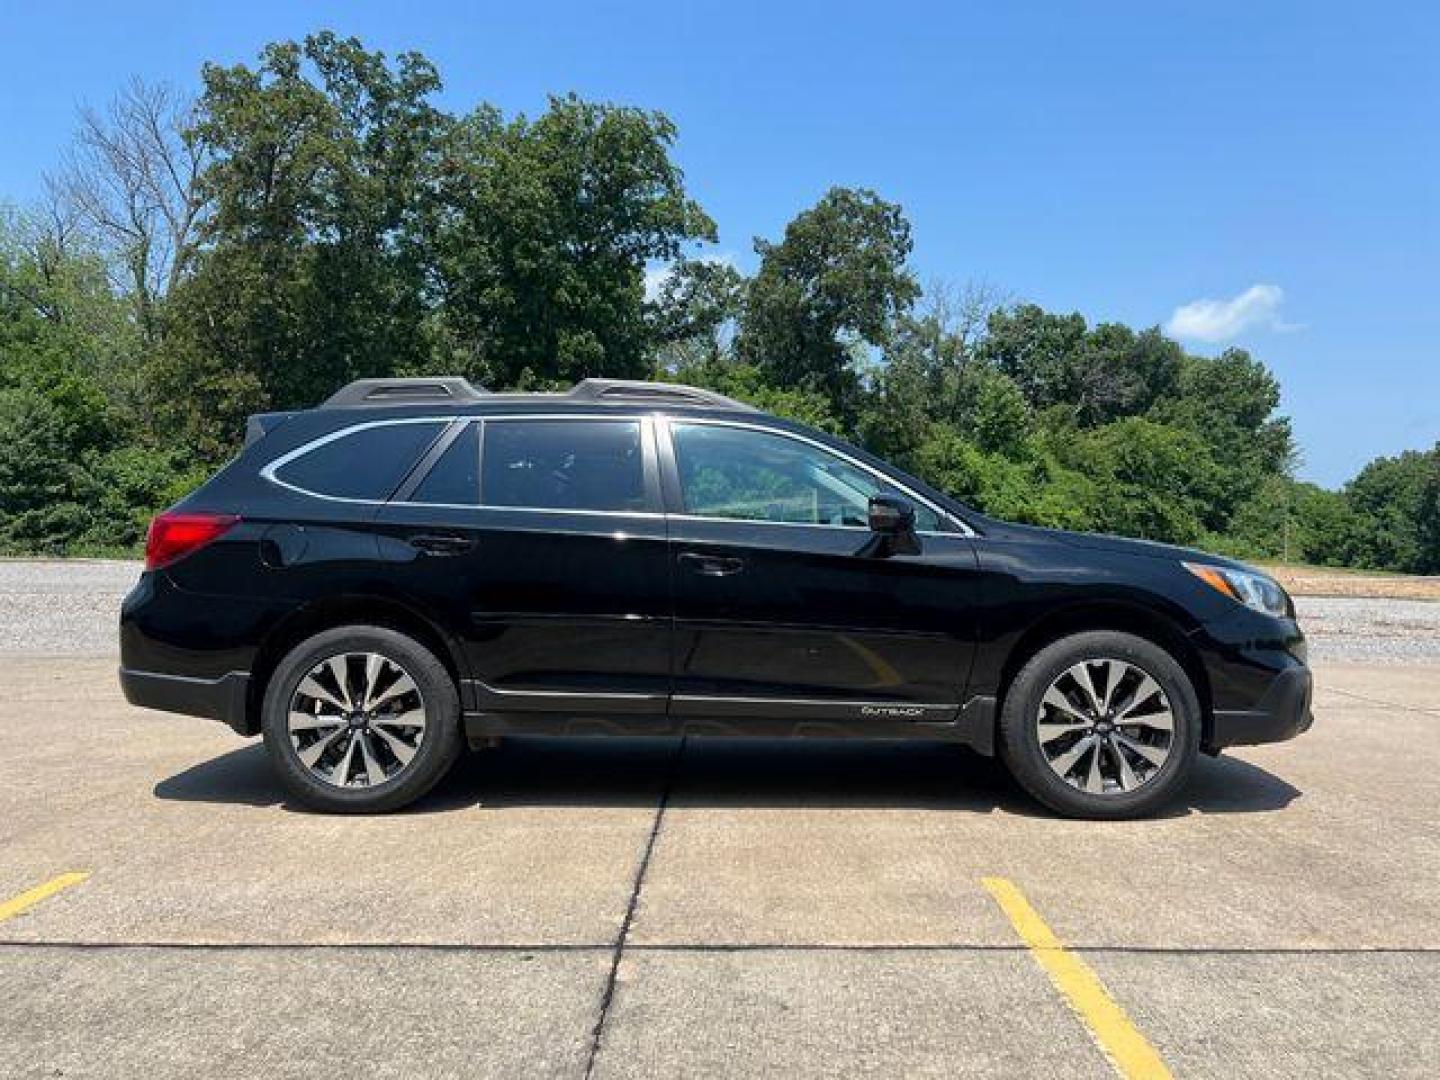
[670,423,942,531]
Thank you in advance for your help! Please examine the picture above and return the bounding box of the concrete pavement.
[1,657,1436,1077]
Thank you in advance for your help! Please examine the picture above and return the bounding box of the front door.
[658,418,979,726]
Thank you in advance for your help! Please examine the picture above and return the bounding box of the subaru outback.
[120,377,1312,818]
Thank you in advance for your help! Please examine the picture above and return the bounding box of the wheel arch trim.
[246,594,468,736]
[993,600,1213,746]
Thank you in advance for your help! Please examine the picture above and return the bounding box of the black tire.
[261,625,462,813]
[997,630,1201,819]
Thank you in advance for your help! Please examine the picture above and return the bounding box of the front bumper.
[119,667,254,736]
[1189,604,1313,753]
[1207,664,1313,750]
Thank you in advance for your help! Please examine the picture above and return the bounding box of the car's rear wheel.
[998,630,1201,819]
[261,625,462,813]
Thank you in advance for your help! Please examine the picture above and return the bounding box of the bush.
[1066,418,1224,545]
[0,388,103,552]
[1340,446,1440,573]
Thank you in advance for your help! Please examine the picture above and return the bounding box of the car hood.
[980,519,1258,573]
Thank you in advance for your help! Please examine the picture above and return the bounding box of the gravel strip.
[0,560,140,656]
[1293,596,1440,664]
[0,560,1435,663]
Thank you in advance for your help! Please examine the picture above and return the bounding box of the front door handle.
[679,552,745,577]
[410,533,474,556]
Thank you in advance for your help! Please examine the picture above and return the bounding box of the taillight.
[145,511,240,571]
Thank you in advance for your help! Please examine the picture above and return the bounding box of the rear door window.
[409,422,480,505]
[481,420,648,512]
[273,421,446,501]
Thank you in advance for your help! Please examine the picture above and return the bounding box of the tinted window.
[409,422,480,504]
[275,421,445,500]
[672,423,942,530]
[481,420,647,512]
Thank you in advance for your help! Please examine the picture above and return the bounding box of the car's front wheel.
[261,625,462,813]
[998,630,1201,819]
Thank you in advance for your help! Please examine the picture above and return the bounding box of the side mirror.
[864,494,921,556]
[868,493,915,535]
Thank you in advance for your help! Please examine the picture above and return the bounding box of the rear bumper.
[1207,664,1314,750]
[119,667,254,736]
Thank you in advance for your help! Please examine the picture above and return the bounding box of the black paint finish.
[119,400,1312,755]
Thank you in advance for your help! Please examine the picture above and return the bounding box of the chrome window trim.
[662,416,977,537]
[261,413,663,516]
[666,514,955,539]
[260,412,979,536]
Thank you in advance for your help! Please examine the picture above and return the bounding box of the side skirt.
[461,692,998,755]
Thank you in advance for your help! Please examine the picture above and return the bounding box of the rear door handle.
[679,552,745,577]
[410,533,474,556]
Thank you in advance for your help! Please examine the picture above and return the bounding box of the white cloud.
[643,251,741,302]
[1164,283,1301,342]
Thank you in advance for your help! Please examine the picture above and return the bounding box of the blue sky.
[1,1,1435,486]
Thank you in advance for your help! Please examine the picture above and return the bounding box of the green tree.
[1222,476,1362,566]
[739,187,918,419]
[1149,348,1293,528]
[669,358,841,433]
[1418,458,1440,574]
[860,282,1005,468]
[1342,446,1440,572]
[435,95,715,387]
[1070,418,1225,544]
[0,388,98,550]
[158,32,449,455]
[976,304,1087,414]
[1073,323,1183,426]
[0,210,194,551]
[971,367,1031,456]
[649,257,747,371]
[977,307,1183,427]
[912,425,1099,531]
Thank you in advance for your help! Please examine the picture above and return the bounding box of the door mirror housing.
[868,493,915,535]
[864,494,921,556]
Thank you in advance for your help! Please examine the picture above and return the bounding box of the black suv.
[120,377,1312,818]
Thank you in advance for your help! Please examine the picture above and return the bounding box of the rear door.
[658,417,979,726]
[373,414,672,717]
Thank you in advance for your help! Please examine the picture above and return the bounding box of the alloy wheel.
[287,651,427,788]
[1035,658,1174,795]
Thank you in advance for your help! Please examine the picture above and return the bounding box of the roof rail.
[318,375,753,412]
[320,377,487,409]
[566,378,755,411]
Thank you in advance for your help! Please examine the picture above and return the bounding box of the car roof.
[242,377,785,457]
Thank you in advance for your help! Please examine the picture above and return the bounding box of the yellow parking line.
[0,872,89,924]
[983,876,1172,1080]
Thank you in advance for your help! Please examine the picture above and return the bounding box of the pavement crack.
[1323,686,1440,717]
[582,735,685,1080]
[0,940,609,952]
[1,940,1435,956]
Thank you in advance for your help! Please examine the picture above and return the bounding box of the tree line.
[1,32,1435,571]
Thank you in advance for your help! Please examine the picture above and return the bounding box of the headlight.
[1182,562,1291,617]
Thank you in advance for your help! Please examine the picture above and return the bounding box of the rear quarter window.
[272,421,446,501]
